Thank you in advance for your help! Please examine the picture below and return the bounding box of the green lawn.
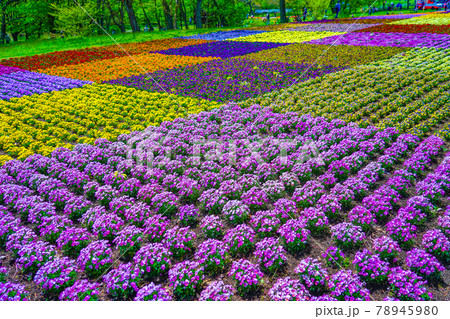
[0,27,237,60]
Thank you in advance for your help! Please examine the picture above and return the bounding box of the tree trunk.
[124,0,140,32]
[279,0,287,23]
[181,0,188,29]
[139,0,153,31]
[249,1,254,16]
[162,0,174,29]
[1,3,6,45]
[12,31,18,42]
[195,0,202,28]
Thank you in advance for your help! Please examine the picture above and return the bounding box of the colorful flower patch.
[390,13,450,25]
[230,30,346,43]
[242,43,409,67]
[0,49,127,71]
[0,84,218,160]
[355,24,450,34]
[178,30,267,40]
[307,32,450,49]
[108,58,344,103]
[101,38,214,54]
[38,53,217,83]
[0,105,447,301]
[156,41,289,59]
[0,71,91,100]
[0,65,24,75]
[289,23,381,32]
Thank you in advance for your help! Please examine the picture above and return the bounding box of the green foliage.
[51,3,98,37]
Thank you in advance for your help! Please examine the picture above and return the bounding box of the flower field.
[1,12,450,301]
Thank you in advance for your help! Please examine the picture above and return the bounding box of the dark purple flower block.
[108,58,345,103]
[155,41,290,59]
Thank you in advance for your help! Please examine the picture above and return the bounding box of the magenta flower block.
[353,249,389,285]
[16,241,57,275]
[113,225,144,259]
[331,223,365,250]
[254,237,287,274]
[278,218,310,254]
[405,248,445,281]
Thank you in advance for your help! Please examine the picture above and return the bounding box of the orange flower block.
[38,53,218,83]
[100,38,215,54]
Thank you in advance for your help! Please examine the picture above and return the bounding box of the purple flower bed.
[108,58,344,103]
[155,40,289,58]
[177,30,267,41]
[289,23,381,32]
[2,105,450,301]
[350,14,426,19]
[0,71,91,100]
[306,32,450,49]
[0,65,24,75]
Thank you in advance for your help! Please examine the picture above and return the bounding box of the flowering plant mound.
[250,210,281,237]
[168,260,204,300]
[0,282,29,301]
[103,263,141,300]
[77,240,113,279]
[422,229,450,263]
[331,223,365,250]
[112,225,144,260]
[222,200,251,225]
[224,224,256,256]
[195,239,229,275]
[278,218,310,254]
[386,217,417,249]
[372,236,401,264]
[295,257,329,294]
[268,277,311,301]
[254,237,287,274]
[162,226,196,259]
[133,243,171,280]
[34,257,78,297]
[353,249,389,285]
[388,267,432,301]
[405,248,444,281]
[348,206,376,232]
[144,214,170,243]
[328,270,370,301]
[228,259,264,297]
[200,215,224,239]
[199,281,235,301]
[56,227,91,258]
[59,280,101,301]
[134,283,172,301]
[17,241,57,275]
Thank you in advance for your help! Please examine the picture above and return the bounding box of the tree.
[279,0,287,22]
[122,0,140,32]
[305,0,330,19]
[51,2,98,37]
